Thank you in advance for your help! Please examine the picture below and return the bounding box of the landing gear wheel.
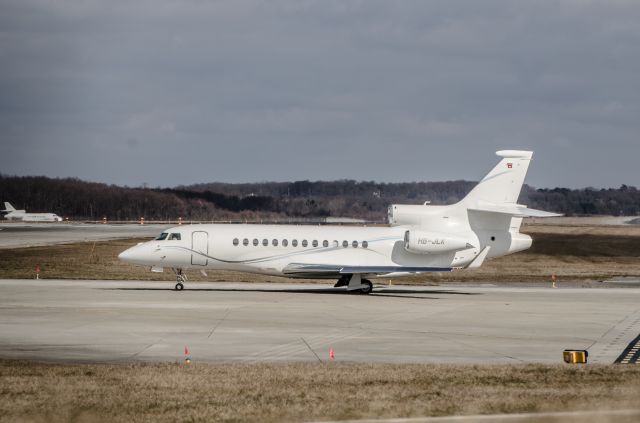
[360,280,373,294]
[173,268,186,291]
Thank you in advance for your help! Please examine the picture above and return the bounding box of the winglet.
[466,246,491,269]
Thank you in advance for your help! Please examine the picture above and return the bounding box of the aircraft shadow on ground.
[102,286,481,300]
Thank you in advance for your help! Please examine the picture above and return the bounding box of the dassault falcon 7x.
[119,150,560,293]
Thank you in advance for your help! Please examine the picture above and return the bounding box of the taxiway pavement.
[0,223,169,249]
[1,279,639,364]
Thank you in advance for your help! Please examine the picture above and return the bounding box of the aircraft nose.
[118,247,140,263]
[118,248,133,262]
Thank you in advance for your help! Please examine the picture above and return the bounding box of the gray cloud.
[1,0,639,188]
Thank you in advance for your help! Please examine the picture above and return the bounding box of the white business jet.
[1,202,63,222]
[119,150,560,293]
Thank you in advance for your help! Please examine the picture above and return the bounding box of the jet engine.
[388,204,437,226]
[404,230,473,254]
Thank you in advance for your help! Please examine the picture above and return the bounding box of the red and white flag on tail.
[507,163,513,169]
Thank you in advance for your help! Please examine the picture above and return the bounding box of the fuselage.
[3,212,63,222]
[118,220,528,279]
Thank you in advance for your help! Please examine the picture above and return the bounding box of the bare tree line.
[1,174,638,221]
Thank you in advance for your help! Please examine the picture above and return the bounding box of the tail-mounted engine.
[404,230,473,254]
[388,204,435,226]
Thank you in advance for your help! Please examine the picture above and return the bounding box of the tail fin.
[462,150,532,207]
[2,202,15,212]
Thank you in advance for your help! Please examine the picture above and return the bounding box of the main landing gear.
[334,274,373,294]
[173,268,186,291]
[360,280,373,294]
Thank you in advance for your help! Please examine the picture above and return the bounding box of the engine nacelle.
[404,230,473,254]
[389,204,439,226]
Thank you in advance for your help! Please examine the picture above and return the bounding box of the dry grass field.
[1,360,640,423]
[0,223,639,283]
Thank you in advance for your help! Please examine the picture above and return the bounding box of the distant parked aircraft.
[119,150,561,293]
[1,202,63,222]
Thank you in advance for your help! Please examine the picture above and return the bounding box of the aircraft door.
[191,231,209,266]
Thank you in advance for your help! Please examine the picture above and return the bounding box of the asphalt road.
[1,279,639,364]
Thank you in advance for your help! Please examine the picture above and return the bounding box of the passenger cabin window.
[155,233,168,241]
[323,240,328,247]
[262,239,268,246]
[292,239,298,247]
[243,238,249,246]
[282,239,288,247]
[168,233,181,241]
[312,240,318,247]
[352,240,358,248]
[362,241,369,248]
[233,238,239,246]
[342,240,348,248]
[333,240,339,247]
[253,238,259,246]
[272,239,278,246]
[302,240,308,247]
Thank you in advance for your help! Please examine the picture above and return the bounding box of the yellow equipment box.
[563,349,588,364]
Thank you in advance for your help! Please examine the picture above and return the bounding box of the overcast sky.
[0,0,638,189]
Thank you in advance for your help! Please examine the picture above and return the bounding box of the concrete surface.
[0,223,170,249]
[311,409,640,423]
[1,279,639,364]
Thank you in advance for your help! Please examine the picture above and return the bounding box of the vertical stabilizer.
[2,202,15,212]
[462,150,532,207]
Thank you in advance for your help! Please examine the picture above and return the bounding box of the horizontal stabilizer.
[469,202,562,218]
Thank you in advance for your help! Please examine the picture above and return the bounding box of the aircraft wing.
[282,263,452,278]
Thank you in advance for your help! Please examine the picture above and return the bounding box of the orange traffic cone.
[184,345,191,364]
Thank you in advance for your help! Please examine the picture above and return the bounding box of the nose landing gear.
[173,268,186,291]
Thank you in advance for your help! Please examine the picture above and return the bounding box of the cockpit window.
[155,233,168,241]
[168,233,181,241]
